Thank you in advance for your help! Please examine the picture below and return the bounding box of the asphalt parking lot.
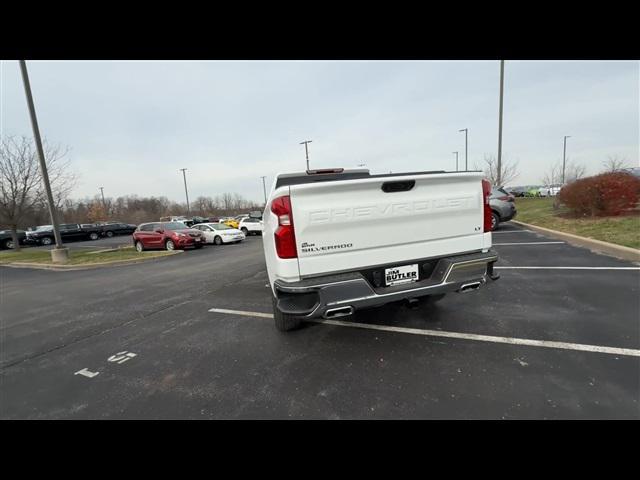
[0,225,638,419]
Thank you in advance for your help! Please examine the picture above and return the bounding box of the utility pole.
[260,176,267,206]
[179,168,190,216]
[497,60,505,187]
[562,135,571,184]
[300,140,312,171]
[99,186,107,218]
[459,128,468,171]
[453,151,459,171]
[19,60,68,263]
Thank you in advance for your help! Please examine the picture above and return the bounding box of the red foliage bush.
[558,172,640,217]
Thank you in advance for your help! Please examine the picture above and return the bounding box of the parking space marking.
[495,266,640,270]
[107,351,137,364]
[208,307,273,318]
[207,308,640,357]
[493,241,565,245]
[74,368,99,378]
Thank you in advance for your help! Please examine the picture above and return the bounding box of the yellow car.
[221,218,239,229]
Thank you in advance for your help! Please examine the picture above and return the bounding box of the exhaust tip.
[459,281,482,293]
[405,298,421,309]
[323,306,354,319]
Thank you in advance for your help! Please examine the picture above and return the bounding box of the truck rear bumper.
[273,250,499,319]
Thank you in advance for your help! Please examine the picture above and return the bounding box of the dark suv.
[133,221,204,251]
[26,223,103,245]
[97,222,137,237]
[0,229,27,249]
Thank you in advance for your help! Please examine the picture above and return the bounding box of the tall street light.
[99,186,106,207]
[497,60,505,186]
[260,176,267,206]
[179,168,190,216]
[562,136,571,184]
[19,60,68,263]
[300,140,312,171]
[453,151,459,171]
[459,128,468,171]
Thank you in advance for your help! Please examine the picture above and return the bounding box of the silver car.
[489,187,517,230]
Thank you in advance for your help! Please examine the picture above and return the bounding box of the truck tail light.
[271,195,297,258]
[482,179,492,232]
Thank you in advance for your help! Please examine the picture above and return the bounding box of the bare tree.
[565,161,587,183]
[221,192,234,211]
[541,162,562,187]
[477,155,519,187]
[0,136,76,251]
[602,155,629,173]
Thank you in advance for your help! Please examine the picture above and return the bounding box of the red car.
[133,221,204,251]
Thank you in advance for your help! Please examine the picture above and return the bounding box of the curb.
[1,250,183,271]
[511,220,640,263]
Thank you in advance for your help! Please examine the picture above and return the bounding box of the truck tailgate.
[290,172,489,277]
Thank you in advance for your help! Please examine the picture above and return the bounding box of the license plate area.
[385,264,419,286]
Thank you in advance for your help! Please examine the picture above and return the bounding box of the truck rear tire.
[272,296,302,332]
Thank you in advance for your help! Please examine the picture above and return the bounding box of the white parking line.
[207,308,640,357]
[495,266,640,270]
[493,241,564,246]
[209,307,273,318]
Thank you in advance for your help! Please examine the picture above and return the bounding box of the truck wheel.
[3,239,14,249]
[89,232,99,240]
[41,236,53,246]
[491,212,500,231]
[272,296,302,332]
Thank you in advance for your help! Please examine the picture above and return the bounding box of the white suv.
[238,217,263,236]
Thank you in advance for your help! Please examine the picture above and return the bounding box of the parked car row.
[506,185,563,197]
[132,214,265,252]
[133,220,251,251]
[22,222,137,246]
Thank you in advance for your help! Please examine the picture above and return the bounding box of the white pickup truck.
[262,168,499,331]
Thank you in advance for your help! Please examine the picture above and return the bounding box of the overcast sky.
[1,60,638,203]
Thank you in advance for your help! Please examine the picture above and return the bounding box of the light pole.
[19,60,68,263]
[497,60,505,186]
[99,186,107,218]
[179,168,190,216]
[459,128,468,171]
[260,176,267,206]
[453,151,459,171]
[562,136,571,184]
[300,140,312,171]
